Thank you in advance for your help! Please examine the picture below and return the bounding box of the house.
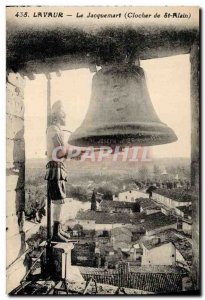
[175,206,192,219]
[161,205,172,216]
[72,224,83,237]
[76,209,147,234]
[94,240,123,268]
[152,192,192,209]
[99,200,138,214]
[113,190,148,202]
[76,210,178,238]
[111,227,132,250]
[113,242,132,252]
[142,229,192,268]
[129,244,143,261]
[136,198,161,215]
[140,212,178,236]
[75,210,96,230]
[98,244,115,256]
[141,240,176,266]
[71,241,96,267]
[111,227,132,242]
[182,219,192,236]
[94,212,138,233]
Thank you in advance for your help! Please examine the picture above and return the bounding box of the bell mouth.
[68,122,178,147]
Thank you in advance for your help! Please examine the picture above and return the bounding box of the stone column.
[190,42,200,291]
[6,72,26,293]
[52,243,74,280]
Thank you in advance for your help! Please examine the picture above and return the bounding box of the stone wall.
[6,72,26,293]
[190,43,200,291]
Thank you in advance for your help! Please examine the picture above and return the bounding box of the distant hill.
[26,157,190,168]
[26,156,190,180]
[25,156,190,203]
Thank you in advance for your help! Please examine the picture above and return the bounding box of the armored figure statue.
[45,100,70,242]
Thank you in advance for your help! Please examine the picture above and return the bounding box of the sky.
[24,54,191,160]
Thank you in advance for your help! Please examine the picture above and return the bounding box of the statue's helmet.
[51,100,66,124]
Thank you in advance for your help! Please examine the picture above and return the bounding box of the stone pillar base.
[43,242,75,281]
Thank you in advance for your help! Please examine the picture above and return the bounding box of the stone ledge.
[7,73,25,89]
[6,138,25,164]
[6,219,46,268]
[6,114,24,140]
[6,87,24,119]
[6,173,19,191]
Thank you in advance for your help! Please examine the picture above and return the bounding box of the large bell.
[69,64,177,147]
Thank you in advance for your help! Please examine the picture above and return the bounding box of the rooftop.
[154,188,193,202]
[129,272,184,293]
[76,210,144,224]
[76,210,177,230]
[136,198,161,210]
[76,210,97,221]
[176,205,192,218]
[111,227,132,237]
[100,200,137,210]
[78,266,187,293]
[119,189,141,194]
[78,265,187,275]
[113,241,132,250]
[142,239,173,250]
[141,212,177,231]
[129,265,187,274]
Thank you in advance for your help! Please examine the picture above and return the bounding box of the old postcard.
[6,6,200,295]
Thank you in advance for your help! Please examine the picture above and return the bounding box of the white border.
[2,0,205,5]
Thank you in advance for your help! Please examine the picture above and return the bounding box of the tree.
[153,165,161,176]
[69,185,88,202]
[103,190,113,200]
[91,191,97,211]
[138,166,149,181]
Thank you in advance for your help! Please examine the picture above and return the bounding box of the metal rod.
[64,253,67,279]
[21,248,46,283]
[47,187,52,245]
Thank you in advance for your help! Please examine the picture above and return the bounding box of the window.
[177,222,182,230]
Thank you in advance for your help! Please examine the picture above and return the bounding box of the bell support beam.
[8,28,198,76]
